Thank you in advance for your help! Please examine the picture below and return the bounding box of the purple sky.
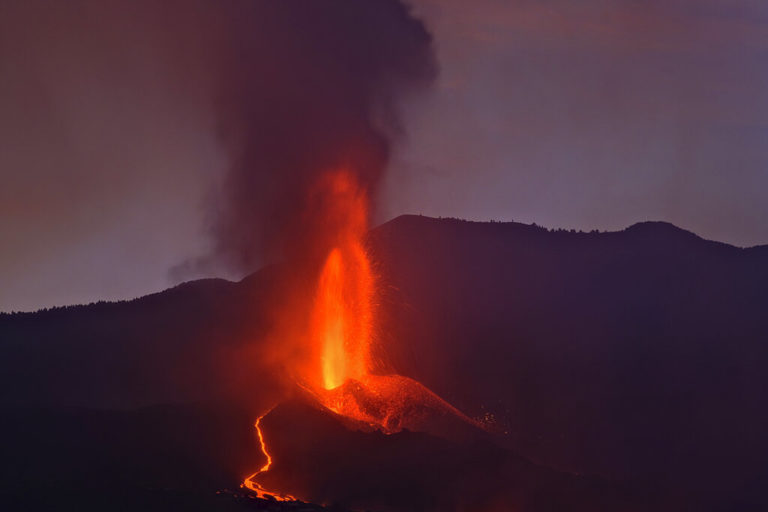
[3,0,768,311]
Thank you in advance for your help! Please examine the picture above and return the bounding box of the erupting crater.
[242,170,478,502]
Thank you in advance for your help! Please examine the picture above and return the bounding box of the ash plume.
[207,0,436,272]
[2,0,434,296]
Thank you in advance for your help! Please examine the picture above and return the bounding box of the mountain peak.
[624,220,696,236]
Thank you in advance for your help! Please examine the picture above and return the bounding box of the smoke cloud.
[203,0,436,272]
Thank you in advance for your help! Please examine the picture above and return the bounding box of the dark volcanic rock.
[252,398,680,512]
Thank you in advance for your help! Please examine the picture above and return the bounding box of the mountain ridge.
[5,214,764,316]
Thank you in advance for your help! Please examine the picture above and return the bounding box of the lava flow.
[243,169,476,500]
[242,411,296,501]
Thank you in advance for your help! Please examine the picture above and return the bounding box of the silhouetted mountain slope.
[369,215,768,509]
[1,215,767,510]
[0,271,284,409]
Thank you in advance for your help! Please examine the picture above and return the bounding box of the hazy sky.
[383,0,768,242]
[2,0,768,311]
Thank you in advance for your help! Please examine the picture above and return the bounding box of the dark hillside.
[0,272,282,409]
[2,216,767,509]
[369,215,768,508]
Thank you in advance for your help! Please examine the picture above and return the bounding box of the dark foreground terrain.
[2,215,767,510]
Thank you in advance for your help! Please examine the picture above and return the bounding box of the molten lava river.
[242,171,475,502]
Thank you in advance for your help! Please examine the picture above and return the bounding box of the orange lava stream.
[241,411,296,502]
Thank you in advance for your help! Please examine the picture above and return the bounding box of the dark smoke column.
[209,0,435,271]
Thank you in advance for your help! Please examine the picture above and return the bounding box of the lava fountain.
[314,243,373,392]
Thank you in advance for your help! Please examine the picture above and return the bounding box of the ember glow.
[243,169,476,500]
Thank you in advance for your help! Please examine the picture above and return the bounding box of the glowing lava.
[242,411,296,501]
[243,169,478,500]
[314,242,373,391]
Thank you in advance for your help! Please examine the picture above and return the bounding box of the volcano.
[239,163,698,510]
[2,216,768,510]
[241,170,492,504]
